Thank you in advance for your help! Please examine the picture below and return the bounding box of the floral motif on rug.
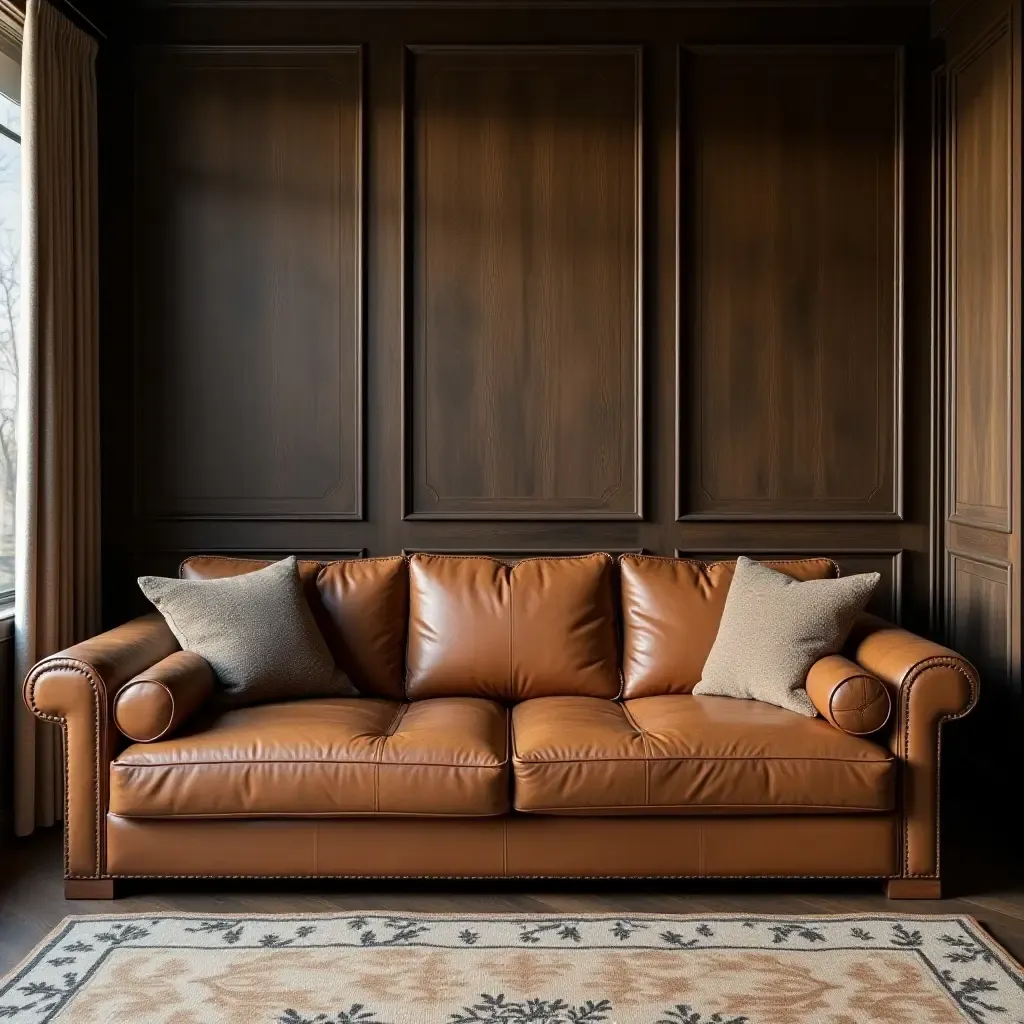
[1,913,1021,1024]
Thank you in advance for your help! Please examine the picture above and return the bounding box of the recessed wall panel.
[406,46,642,520]
[949,25,1013,530]
[135,47,364,520]
[680,48,901,520]
[948,553,1012,698]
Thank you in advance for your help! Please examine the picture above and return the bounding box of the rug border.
[959,916,1024,994]
[0,910,1001,991]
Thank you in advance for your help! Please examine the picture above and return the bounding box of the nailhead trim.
[25,658,105,879]
[896,656,979,878]
[79,872,907,881]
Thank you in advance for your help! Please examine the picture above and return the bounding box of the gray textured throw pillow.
[692,556,880,717]
[138,556,356,706]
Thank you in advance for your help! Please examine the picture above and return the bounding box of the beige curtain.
[13,0,100,836]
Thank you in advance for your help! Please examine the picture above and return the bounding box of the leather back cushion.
[179,555,408,700]
[316,557,408,700]
[406,553,619,701]
[619,555,839,699]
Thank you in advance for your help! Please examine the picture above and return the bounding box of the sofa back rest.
[406,553,619,702]
[316,557,408,700]
[179,554,408,700]
[619,554,839,699]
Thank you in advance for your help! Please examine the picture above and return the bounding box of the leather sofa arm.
[23,613,179,878]
[846,613,979,889]
[805,655,892,735]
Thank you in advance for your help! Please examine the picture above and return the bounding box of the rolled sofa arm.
[23,614,179,879]
[846,613,979,890]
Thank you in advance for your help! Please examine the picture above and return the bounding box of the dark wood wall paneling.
[936,0,1022,773]
[406,46,642,522]
[680,47,902,523]
[108,3,937,631]
[134,46,364,522]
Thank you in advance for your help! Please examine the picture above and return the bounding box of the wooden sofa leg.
[886,878,942,900]
[65,879,117,900]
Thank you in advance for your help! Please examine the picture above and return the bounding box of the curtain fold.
[13,0,100,836]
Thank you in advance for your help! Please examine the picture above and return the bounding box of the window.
[0,23,19,605]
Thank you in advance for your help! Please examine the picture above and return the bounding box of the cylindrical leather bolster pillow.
[805,655,892,736]
[113,651,215,742]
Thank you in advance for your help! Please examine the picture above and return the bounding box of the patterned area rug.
[1,913,1022,1023]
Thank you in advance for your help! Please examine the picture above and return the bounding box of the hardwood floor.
[3,824,1023,978]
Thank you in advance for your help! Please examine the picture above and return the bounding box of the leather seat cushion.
[110,697,509,818]
[511,694,894,814]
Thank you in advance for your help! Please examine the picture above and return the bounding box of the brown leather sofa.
[24,552,978,900]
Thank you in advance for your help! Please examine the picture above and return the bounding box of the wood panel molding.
[945,15,1014,532]
[674,546,904,621]
[946,518,1012,562]
[676,46,904,522]
[929,59,948,635]
[932,0,993,37]
[134,45,365,522]
[401,44,643,521]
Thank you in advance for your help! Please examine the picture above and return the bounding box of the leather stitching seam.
[25,658,106,879]
[826,678,892,736]
[108,809,510,819]
[375,703,409,813]
[509,570,515,698]
[91,872,904,881]
[114,680,176,743]
[893,657,978,878]
[513,801,892,813]
[512,754,893,765]
[619,703,650,805]
[837,695,886,714]
[113,758,507,769]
